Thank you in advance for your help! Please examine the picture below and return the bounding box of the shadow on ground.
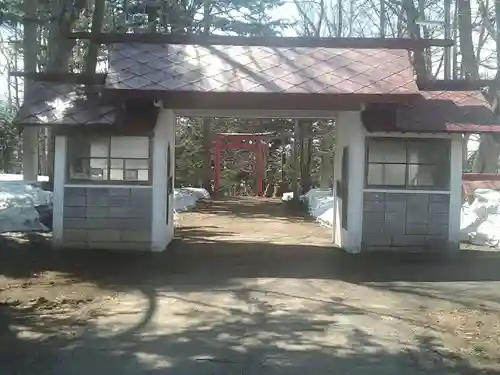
[2,282,500,375]
[195,197,313,222]
[1,229,500,325]
[1,197,500,374]
[2,229,500,288]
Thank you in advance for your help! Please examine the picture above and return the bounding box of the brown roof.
[106,43,418,96]
[396,91,500,132]
[363,90,500,133]
[14,83,116,127]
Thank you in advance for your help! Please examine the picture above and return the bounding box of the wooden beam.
[417,79,497,90]
[9,72,106,84]
[68,32,454,49]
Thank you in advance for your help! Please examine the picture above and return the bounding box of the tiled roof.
[363,90,500,133]
[106,43,418,95]
[396,90,500,132]
[14,83,116,126]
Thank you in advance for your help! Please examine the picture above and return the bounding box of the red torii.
[213,132,273,197]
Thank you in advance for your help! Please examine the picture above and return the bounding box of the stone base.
[62,241,152,251]
[362,240,459,253]
[62,186,153,252]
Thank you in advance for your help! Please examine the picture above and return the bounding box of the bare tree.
[21,0,39,181]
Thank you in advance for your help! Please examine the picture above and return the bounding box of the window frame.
[66,135,153,185]
[364,137,451,191]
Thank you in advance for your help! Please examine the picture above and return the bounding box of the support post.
[448,134,463,248]
[151,109,174,252]
[52,136,66,247]
[333,111,365,253]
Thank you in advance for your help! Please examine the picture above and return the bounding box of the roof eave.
[103,89,420,110]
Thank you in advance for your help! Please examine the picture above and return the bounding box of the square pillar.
[151,109,176,251]
[167,110,176,241]
[52,136,66,247]
[448,134,463,247]
[333,111,365,254]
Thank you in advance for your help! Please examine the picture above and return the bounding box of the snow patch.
[0,173,49,182]
[0,178,53,233]
[460,188,500,248]
[174,187,210,212]
[283,188,336,228]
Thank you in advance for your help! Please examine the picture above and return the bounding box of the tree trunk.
[147,0,158,32]
[444,0,451,79]
[458,0,500,172]
[85,0,105,77]
[46,0,83,72]
[472,134,500,172]
[319,136,332,189]
[402,0,427,79]
[458,0,479,79]
[300,122,313,193]
[380,0,386,37]
[43,0,87,187]
[292,119,301,200]
[452,0,459,79]
[22,0,39,182]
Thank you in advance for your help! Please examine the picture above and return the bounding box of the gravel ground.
[0,197,499,375]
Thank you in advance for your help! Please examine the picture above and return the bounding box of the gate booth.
[213,133,270,197]
[13,35,500,253]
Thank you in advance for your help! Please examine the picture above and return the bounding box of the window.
[366,138,450,190]
[67,136,151,183]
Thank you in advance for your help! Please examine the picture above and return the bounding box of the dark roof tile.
[14,83,116,127]
[396,91,500,132]
[106,43,418,95]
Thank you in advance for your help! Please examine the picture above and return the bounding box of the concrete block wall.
[362,192,450,252]
[63,187,153,250]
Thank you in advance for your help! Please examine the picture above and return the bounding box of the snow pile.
[301,188,336,228]
[460,188,500,248]
[0,180,53,233]
[0,173,49,182]
[174,187,210,212]
[282,188,336,228]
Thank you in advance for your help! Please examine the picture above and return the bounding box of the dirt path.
[1,197,500,375]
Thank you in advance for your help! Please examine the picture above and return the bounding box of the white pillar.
[448,134,463,247]
[22,127,39,182]
[151,109,175,251]
[52,136,66,246]
[333,111,365,254]
[168,116,176,241]
[333,116,346,247]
